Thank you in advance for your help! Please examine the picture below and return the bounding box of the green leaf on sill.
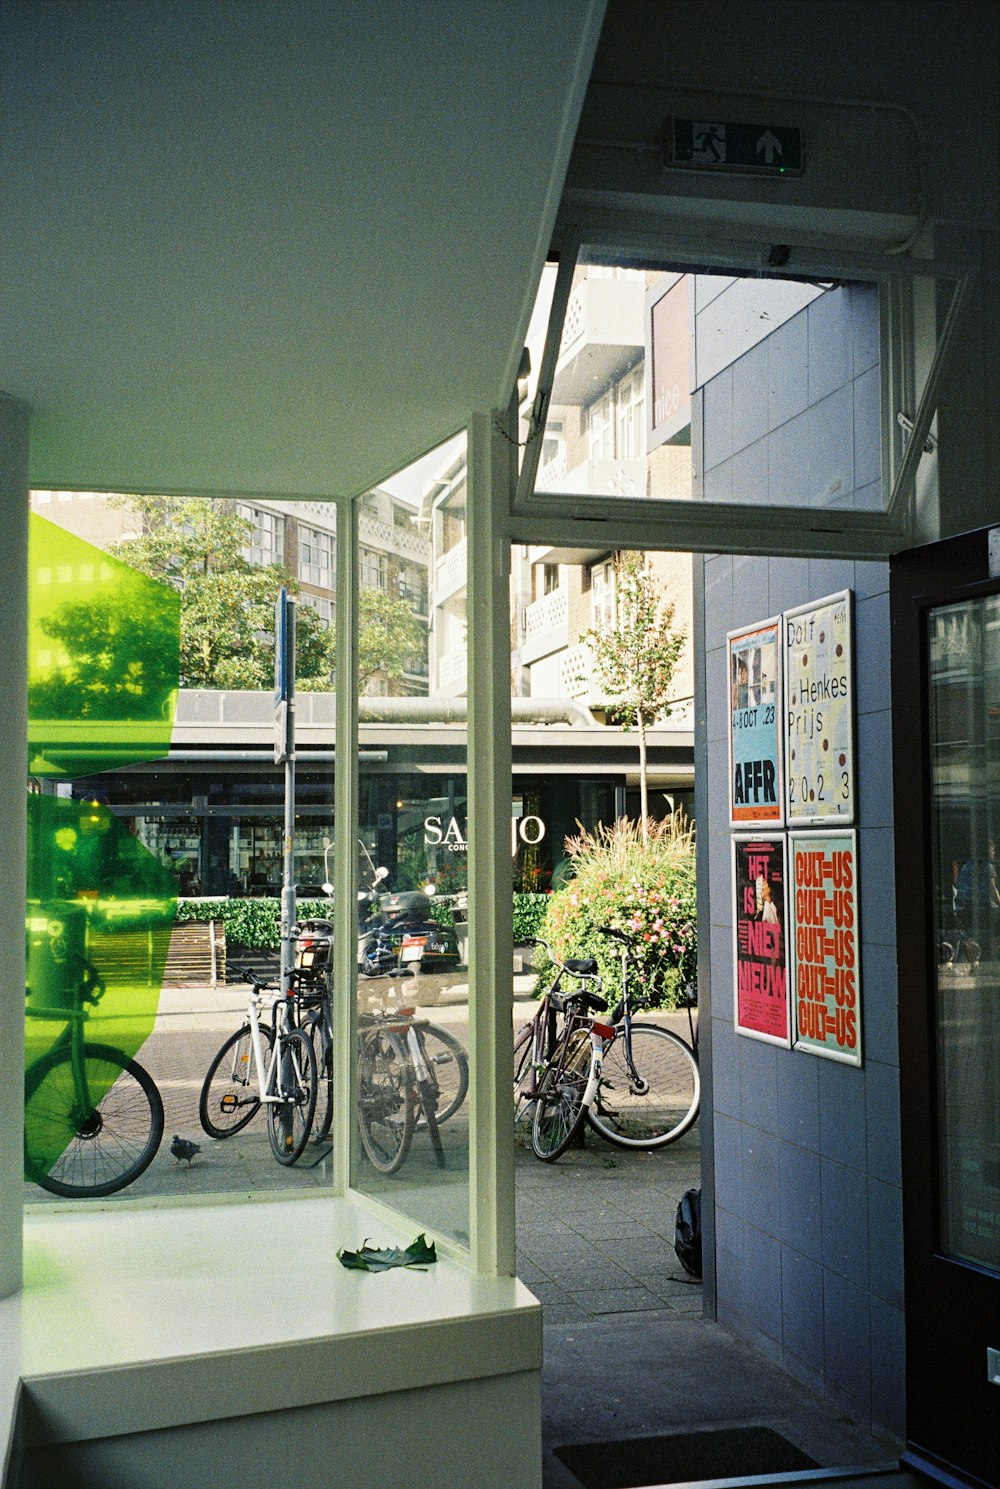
[337,1233,437,1272]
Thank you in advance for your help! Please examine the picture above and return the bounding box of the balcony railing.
[434,536,467,604]
[436,645,467,692]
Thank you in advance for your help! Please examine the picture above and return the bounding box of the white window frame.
[513,232,974,562]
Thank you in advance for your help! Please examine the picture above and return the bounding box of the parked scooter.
[358,884,461,979]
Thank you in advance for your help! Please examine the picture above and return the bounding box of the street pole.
[275,590,296,998]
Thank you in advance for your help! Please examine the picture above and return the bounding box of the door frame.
[891,524,1000,1488]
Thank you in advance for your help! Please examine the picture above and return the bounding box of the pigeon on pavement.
[170,1134,200,1166]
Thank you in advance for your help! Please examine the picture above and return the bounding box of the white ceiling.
[1,1,604,499]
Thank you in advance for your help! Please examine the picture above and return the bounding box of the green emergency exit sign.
[666,118,804,176]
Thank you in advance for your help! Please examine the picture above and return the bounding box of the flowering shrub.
[536,815,696,1008]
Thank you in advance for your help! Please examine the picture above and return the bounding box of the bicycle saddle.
[564,957,598,975]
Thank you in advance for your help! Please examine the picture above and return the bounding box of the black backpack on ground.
[674,1187,702,1278]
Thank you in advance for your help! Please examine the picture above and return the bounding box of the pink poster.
[733,834,792,1046]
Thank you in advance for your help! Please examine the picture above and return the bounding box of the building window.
[617,366,645,461]
[543,563,561,595]
[300,525,335,588]
[237,504,285,568]
[588,391,615,463]
[359,545,389,591]
[302,593,333,625]
[591,560,615,628]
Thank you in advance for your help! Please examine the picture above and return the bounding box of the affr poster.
[732,834,792,1046]
[728,618,784,826]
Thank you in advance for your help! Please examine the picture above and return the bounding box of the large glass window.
[299,524,335,588]
[928,594,1000,1270]
[237,502,285,567]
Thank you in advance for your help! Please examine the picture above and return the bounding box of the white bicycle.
[199,968,318,1166]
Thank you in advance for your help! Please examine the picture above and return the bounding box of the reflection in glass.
[353,441,471,1249]
[928,595,1000,1270]
[530,255,883,512]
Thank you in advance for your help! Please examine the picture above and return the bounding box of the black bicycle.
[24,953,164,1198]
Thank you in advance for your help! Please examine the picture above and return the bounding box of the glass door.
[892,528,1000,1487]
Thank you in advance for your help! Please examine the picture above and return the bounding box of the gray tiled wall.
[697,289,903,1441]
[693,284,881,513]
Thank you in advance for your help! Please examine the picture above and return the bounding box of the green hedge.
[513,892,549,943]
[178,894,546,951]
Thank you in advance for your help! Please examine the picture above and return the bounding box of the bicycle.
[513,929,700,1157]
[356,1001,469,1174]
[586,925,700,1149]
[198,968,317,1165]
[512,938,612,1161]
[24,952,164,1198]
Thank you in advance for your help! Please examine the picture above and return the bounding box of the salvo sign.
[424,814,546,857]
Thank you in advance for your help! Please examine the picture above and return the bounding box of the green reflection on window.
[28,514,180,778]
[25,795,177,1178]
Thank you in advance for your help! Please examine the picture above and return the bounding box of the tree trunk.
[638,711,649,846]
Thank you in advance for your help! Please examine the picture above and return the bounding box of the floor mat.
[554,1425,819,1487]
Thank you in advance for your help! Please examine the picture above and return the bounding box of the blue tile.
[869,1296,906,1439]
[707,658,729,746]
[704,365,734,468]
[714,1112,744,1217]
[850,285,881,377]
[858,828,896,950]
[777,1051,820,1151]
[805,382,855,509]
[768,312,809,431]
[731,435,768,508]
[857,711,894,828]
[704,555,734,650]
[691,388,705,498]
[739,1035,778,1134]
[732,554,770,629]
[823,1271,872,1419]
[715,1238,746,1326]
[808,289,853,404]
[808,557,854,604]
[858,941,898,1066]
[743,1225,783,1342]
[818,1057,868,1171]
[781,1245,825,1371]
[768,557,811,614]
[865,1060,902,1186]
[867,1178,904,1309]
[854,558,888,601]
[711,1014,741,1119]
[854,365,882,489]
[855,590,890,716]
[704,455,733,503]
[743,1127,782,1236]
[732,340,769,453]
[766,407,809,506]
[779,1141,823,1261]
[821,1156,870,1288]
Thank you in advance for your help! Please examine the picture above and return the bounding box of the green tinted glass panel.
[25,794,177,1177]
[28,514,180,777]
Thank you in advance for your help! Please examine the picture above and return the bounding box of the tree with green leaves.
[581,550,686,844]
[110,497,333,689]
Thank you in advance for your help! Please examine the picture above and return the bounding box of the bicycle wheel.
[356,1027,414,1174]
[199,1023,272,1139]
[416,1023,468,1124]
[531,1030,590,1162]
[308,1030,332,1141]
[25,1042,164,1198]
[513,1023,536,1124]
[267,1027,317,1166]
[586,1022,699,1149]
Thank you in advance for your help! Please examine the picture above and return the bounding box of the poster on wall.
[789,830,862,1066]
[727,618,784,827]
[732,834,792,1046]
[783,591,855,825]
